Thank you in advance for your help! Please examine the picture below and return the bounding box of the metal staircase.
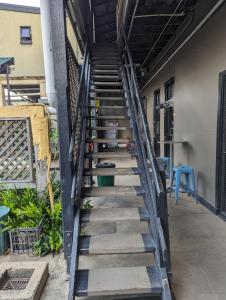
[68,35,172,300]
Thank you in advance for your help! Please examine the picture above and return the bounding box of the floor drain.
[2,278,30,290]
[0,268,34,291]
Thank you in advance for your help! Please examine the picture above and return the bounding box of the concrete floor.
[1,157,226,299]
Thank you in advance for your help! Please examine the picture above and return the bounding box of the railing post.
[157,164,172,281]
[50,0,74,272]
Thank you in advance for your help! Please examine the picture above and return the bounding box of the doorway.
[164,78,174,157]
[164,105,174,157]
[216,71,226,217]
[153,89,160,157]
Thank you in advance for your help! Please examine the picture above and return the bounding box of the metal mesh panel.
[0,118,33,183]
[66,39,81,162]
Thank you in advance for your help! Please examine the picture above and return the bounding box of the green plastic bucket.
[0,206,10,255]
[96,162,116,187]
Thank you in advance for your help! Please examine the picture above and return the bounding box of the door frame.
[216,70,226,216]
[153,89,160,156]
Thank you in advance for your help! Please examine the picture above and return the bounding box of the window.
[165,77,175,101]
[20,26,32,44]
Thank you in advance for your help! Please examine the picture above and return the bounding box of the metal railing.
[119,27,172,300]
[68,43,91,300]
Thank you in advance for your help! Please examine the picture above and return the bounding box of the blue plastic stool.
[157,157,170,178]
[170,165,197,204]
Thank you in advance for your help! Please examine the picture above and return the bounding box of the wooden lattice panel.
[0,118,33,184]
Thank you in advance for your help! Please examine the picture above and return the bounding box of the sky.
[0,0,40,6]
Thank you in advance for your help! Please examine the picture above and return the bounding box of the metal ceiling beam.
[127,0,139,40]
[139,0,184,69]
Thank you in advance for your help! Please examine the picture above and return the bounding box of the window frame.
[164,77,175,101]
[20,26,32,45]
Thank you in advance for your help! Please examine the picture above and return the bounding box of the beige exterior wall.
[143,5,226,207]
[0,8,82,106]
[0,10,44,77]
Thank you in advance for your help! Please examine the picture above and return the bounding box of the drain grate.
[1,278,29,290]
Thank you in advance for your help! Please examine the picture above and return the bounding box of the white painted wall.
[143,4,226,207]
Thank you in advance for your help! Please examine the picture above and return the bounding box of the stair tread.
[79,233,155,255]
[81,196,144,208]
[75,266,162,297]
[84,168,140,176]
[81,207,148,223]
[86,138,130,144]
[91,75,121,81]
[87,116,129,119]
[91,89,124,93]
[87,126,129,131]
[92,82,123,86]
[81,220,149,236]
[83,186,145,197]
[85,152,136,158]
[88,106,126,109]
[90,96,125,101]
[92,69,119,74]
[78,253,154,270]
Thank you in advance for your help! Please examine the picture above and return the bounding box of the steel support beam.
[50,0,74,272]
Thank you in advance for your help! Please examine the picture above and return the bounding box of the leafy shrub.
[0,174,63,255]
[50,127,59,161]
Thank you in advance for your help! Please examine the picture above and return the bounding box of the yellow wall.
[67,18,83,64]
[0,9,82,77]
[0,10,44,77]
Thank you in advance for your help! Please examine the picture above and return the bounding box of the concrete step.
[81,196,144,209]
[84,168,140,176]
[90,88,124,94]
[92,69,119,75]
[82,186,145,198]
[75,266,162,297]
[89,96,125,101]
[88,105,126,109]
[84,151,136,159]
[91,75,121,81]
[80,220,149,236]
[81,207,148,223]
[92,63,121,70]
[78,253,154,270]
[79,233,155,255]
[92,81,123,86]
[87,116,129,120]
[87,126,129,131]
[86,138,131,144]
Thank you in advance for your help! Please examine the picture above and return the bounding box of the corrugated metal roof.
[0,4,40,14]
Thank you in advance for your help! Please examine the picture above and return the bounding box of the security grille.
[0,118,33,184]
[1,278,29,290]
[66,39,81,162]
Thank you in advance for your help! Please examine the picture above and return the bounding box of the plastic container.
[96,162,116,187]
[0,206,10,255]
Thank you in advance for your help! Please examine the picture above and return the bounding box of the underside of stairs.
[68,43,172,300]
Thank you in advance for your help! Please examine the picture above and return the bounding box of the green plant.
[0,188,45,231]
[82,200,93,209]
[34,201,63,256]
[50,127,59,161]
[0,176,63,256]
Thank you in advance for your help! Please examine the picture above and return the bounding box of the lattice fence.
[0,118,33,185]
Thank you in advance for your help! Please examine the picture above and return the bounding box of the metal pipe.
[6,66,11,106]
[135,13,185,18]
[40,0,57,108]
[139,0,183,70]
[142,0,225,90]
[127,0,139,40]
